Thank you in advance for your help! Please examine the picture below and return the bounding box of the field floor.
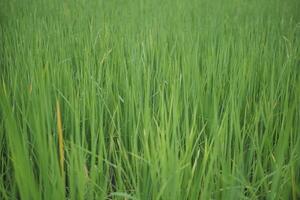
[1,0,300,199]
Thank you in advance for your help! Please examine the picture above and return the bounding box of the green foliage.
[1,0,300,199]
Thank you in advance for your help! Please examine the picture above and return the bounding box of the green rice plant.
[0,0,300,199]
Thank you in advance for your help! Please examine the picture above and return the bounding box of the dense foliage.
[1,0,300,199]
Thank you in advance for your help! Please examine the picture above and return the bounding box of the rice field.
[0,0,300,199]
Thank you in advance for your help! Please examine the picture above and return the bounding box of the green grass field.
[1,0,300,199]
